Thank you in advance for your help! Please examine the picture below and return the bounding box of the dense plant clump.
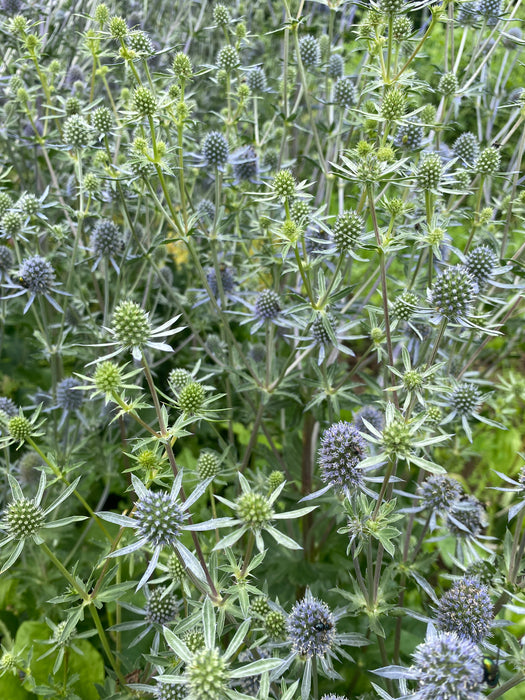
[0,1,524,699]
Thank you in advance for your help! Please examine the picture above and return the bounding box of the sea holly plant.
[142,597,283,700]
[0,472,84,573]
[0,0,524,698]
[97,472,233,592]
[213,473,317,556]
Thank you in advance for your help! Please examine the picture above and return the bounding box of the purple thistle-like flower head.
[318,421,366,492]
[206,266,235,299]
[354,406,384,436]
[56,377,83,412]
[0,245,13,273]
[0,396,18,418]
[255,289,281,320]
[287,595,336,657]
[446,495,487,538]
[18,255,56,294]
[411,631,484,700]
[417,475,463,512]
[436,577,493,643]
[91,219,125,259]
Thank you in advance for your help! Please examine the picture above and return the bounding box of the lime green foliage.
[14,622,104,700]
[0,672,35,699]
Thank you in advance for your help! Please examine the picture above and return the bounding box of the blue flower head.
[411,630,484,700]
[4,254,67,314]
[417,475,463,512]
[287,594,336,658]
[354,406,384,436]
[436,577,493,643]
[318,421,366,493]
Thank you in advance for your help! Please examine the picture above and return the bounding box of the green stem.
[366,185,397,406]
[373,460,395,519]
[89,603,129,689]
[27,438,113,541]
[293,245,314,303]
[285,20,327,174]
[40,542,89,601]
[508,508,525,582]
[425,316,448,369]
[394,12,438,81]
[487,674,525,699]
[253,95,260,146]
[319,254,345,308]
[240,532,255,578]
[464,175,485,254]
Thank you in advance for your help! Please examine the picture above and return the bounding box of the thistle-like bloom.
[231,145,259,184]
[255,289,281,322]
[0,406,45,449]
[91,301,184,362]
[159,598,281,700]
[354,406,384,436]
[111,586,179,652]
[442,380,504,443]
[373,628,484,699]
[358,403,450,476]
[290,309,359,365]
[37,618,96,671]
[154,681,188,699]
[206,266,236,302]
[411,629,484,699]
[287,595,336,658]
[233,649,269,696]
[428,265,476,326]
[213,473,315,553]
[272,588,368,689]
[318,421,366,494]
[98,473,233,589]
[202,131,229,168]
[0,396,18,418]
[90,218,126,272]
[444,495,494,559]
[56,377,83,413]
[410,475,465,529]
[388,346,445,411]
[436,577,493,643]
[462,244,510,293]
[446,495,487,539]
[0,473,84,573]
[51,376,86,429]
[421,476,463,510]
[3,255,68,313]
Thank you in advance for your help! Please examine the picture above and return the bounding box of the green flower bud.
[237,492,274,528]
[173,52,193,81]
[109,16,127,39]
[178,381,205,414]
[93,361,123,394]
[273,169,296,199]
[133,86,157,116]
